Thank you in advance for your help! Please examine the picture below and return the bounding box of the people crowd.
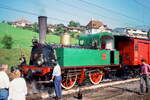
[0,61,62,100]
[0,64,27,100]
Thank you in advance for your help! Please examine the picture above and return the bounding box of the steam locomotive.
[18,16,150,89]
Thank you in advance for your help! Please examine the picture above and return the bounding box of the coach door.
[138,42,149,64]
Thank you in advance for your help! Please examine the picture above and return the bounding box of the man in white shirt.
[0,64,9,100]
[50,60,62,100]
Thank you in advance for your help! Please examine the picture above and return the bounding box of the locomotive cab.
[79,32,119,65]
[79,32,114,50]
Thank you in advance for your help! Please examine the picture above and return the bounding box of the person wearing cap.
[0,64,9,100]
[8,69,27,100]
[19,55,26,65]
[50,60,62,100]
[140,59,150,95]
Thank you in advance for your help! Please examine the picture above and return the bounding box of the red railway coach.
[115,36,150,66]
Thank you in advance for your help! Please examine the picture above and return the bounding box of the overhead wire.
[79,0,149,26]
[134,0,150,9]
[58,0,118,20]
[134,0,150,28]
[0,4,70,23]
[57,0,134,27]
[28,0,90,23]
[0,1,148,28]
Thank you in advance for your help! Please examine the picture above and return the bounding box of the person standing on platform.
[50,60,62,100]
[0,64,9,100]
[8,69,27,100]
[140,59,150,94]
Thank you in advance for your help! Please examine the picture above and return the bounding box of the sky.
[0,0,150,29]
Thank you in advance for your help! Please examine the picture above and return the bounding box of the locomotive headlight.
[37,60,42,65]
[37,57,44,66]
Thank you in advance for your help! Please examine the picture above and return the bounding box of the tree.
[68,20,80,27]
[68,31,84,39]
[68,31,78,38]
[1,35,13,49]
[53,24,65,35]
[22,22,38,33]
[23,25,33,31]
[32,22,39,33]
[1,20,6,23]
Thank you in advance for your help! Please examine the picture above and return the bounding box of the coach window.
[79,40,84,46]
[92,40,98,49]
[135,44,138,51]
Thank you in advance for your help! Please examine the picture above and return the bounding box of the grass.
[0,23,38,48]
[0,23,78,66]
[0,48,31,66]
[0,23,78,48]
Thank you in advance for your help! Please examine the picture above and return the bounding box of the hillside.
[0,48,31,66]
[0,23,78,66]
[0,23,78,48]
[0,23,37,48]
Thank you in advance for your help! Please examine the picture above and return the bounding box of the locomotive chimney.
[38,16,47,44]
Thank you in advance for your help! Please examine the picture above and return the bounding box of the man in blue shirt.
[50,60,62,100]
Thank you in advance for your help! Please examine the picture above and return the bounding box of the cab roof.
[79,32,114,40]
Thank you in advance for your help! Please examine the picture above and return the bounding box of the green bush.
[1,35,13,49]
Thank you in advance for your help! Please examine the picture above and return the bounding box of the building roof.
[79,32,113,40]
[65,26,85,31]
[15,19,32,24]
[47,24,57,28]
[115,35,149,41]
[86,20,104,29]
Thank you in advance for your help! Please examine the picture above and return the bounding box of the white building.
[85,20,111,34]
[112,28,148,39]
[10,19,32,27]
[65,26,85,33]
[47,24,57,33]
[126,28,147,38]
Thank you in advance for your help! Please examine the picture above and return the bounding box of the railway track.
[84,89,124,100]
[62,78,139,95]
[27,77,140,100]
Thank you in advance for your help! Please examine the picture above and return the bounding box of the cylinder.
[38,16,47,44]
[60,32,71,46]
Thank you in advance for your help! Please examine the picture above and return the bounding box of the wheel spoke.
[89,71,103,85]
[61,75,77,89]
